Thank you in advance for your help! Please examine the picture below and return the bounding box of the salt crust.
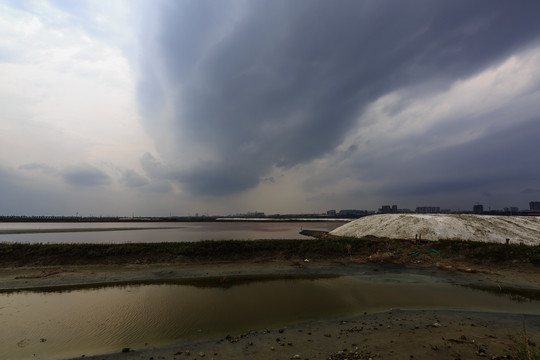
[330,214,540,245]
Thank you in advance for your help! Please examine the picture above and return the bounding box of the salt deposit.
[330,214,540,246]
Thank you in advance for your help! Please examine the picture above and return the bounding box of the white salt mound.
[330,214,540,246]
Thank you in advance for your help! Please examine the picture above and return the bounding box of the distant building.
[530,201,540,211]
[380,205,392,213]
[246,211,265,217]
[415,206,440,214]
[380,205,398,214]
[338,209,370,217]
[473,204,484,214]
[503,207,519,214]
[379,205,413,214]
[326,210,337,216]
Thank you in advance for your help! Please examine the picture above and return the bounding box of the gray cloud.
[61,164,111,187]
[144,182,174,194]
[137,0,540,197]
[0,166,69,215]
[0,167,44,215]
[522,188,540,195]
[353,116,540,208]
[139,152,174,179]
[119,169,149,188]
[19,163,58,175]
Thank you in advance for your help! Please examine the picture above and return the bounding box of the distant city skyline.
[2,1,540,217]
[2,198,539,219]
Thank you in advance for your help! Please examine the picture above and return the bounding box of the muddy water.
[1,274,538,360]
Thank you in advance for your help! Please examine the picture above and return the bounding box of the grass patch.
[512,328,540,360]
[1,234,538,267]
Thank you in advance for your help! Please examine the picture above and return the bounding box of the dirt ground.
[78,309,540,360]
[1,257,539,360]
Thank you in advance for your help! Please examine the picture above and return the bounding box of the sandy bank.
[2,258,540,293]
[76,309,540,360]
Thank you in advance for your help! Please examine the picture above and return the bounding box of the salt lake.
[0,221,347,244]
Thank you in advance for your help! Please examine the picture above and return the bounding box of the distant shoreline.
[0,226,182,235]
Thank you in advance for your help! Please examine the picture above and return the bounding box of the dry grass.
[0,234,538,268]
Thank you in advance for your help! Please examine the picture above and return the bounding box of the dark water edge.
[0,273,339,294]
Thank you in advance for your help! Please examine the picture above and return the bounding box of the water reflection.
[1,274,538,360]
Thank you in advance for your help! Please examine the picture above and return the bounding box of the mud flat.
[0,259,539,360]
[77,309,540,360]
[1,233,539,360]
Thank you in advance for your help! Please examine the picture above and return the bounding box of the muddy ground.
[1,233,539,359]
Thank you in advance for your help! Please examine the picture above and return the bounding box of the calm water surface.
[1,274,538,360]
[0,221,346,243]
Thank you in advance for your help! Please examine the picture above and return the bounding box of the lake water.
[1,273,538,360]
[0,221,346,244]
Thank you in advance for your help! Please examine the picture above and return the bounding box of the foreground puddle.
[1,274,538,360]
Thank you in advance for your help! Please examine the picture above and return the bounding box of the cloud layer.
[137,0,540,203]
[2,0,540,215]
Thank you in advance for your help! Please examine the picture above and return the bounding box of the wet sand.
[79,309,540,360]
[1,259,539,359]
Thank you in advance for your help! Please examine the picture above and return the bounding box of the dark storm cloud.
[522,188,540,195]
[61,164,111,187]
[369,116,540,200]
[138,0,540,196]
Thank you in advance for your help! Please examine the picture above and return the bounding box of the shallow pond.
[1,273,538,359]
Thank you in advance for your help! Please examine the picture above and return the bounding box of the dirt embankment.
[1,232,540,292]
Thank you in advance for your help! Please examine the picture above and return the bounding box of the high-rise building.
[380,205,392,213]
[415,206,440,214]
[473,204,483,214]
[530,201,540,211]
[380,205,398,213]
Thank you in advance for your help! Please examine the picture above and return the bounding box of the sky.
[2,0,540,217]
